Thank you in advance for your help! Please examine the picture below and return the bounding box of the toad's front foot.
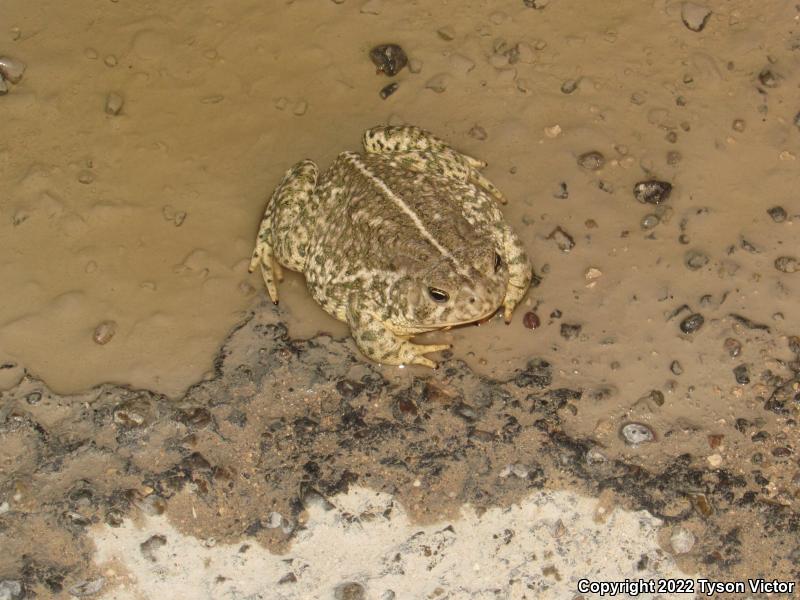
[391,340,452,369]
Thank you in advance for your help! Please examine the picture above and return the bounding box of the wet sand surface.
[1,0,799,598]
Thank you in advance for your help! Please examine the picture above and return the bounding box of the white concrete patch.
[92,487,692,600]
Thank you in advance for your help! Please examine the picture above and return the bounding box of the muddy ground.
[1,0,799,598]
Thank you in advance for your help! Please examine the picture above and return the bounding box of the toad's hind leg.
[249,160,318,303]
[362,125,505,203]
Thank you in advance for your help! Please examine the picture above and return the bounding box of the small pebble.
[68,578,105,597]
[577,151,605,171]
[560,323,582,340]
[666,151,682,165]
[0,76,7,96]
[681,2,711,32]
[679,313,704,334]
[767,206,787,223]
[93,320,117,345]
[293,100,308,116]
[437,26,455,41]
[723,337,742,358]
[104,54,118,67]
[758,68,779,88]
[379,82,398,99]
[633,180,672,204]
[733,364,750,384]
[774,256,799,274]
[670,527,696,554]
[732,119,745,132]
[407,58,423,73]
[640,214,660,230]
[560,79,579,94]
[78,171,95,184]
[620,422,655,445]
[0,56,26,83]
[522,312,540,330]
[140,534,167,562]
[547,226,575,252]
[369,44,408,76]
[105,92,124,115]
[425,73,450,93]
[794,110,800,130]
[553,181,568,199]
[684,249,709,270]
[335,582,366,600]
[670,360,683,375]
[468,125,487,140]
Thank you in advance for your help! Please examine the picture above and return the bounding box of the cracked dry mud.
[1,302,799,597]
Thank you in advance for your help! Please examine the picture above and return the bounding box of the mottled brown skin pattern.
[250,126,532,368]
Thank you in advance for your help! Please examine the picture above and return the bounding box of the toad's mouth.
[428,306,502,331]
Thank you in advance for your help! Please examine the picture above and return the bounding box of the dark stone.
[369,44,408,76]
[633,180,672,204]
[679,313,704,334]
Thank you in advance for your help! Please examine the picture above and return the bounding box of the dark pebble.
[788,336,800,355]
[560,323,582,340]
[679,313,704,334]
[670,360,683,375]
[369,44,408,76]
[278,573,297,584]
[733,364,750,384]
[794,110,800,130]
[633,180,672,204]
[767,206,787,223]
[751,430,770,442]
[522,312,540,329]
[772,447,792,458]
[757,68,779,88]
[379,82,399,99]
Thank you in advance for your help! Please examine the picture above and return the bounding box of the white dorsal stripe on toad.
[344,152,466,273]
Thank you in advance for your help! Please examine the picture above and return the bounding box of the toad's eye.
[494,252,503,272]
[428,287,450,303]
